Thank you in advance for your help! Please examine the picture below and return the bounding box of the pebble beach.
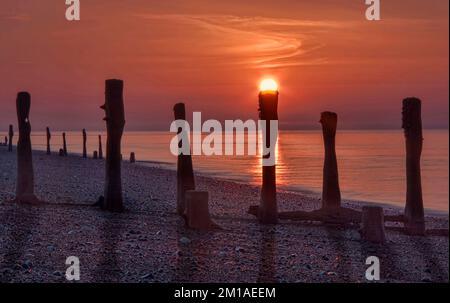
[0,147,448,283]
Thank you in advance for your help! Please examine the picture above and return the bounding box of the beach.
[0,147,448,283]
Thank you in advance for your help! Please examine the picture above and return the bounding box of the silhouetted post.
[402,98,425,235]
[173,103,196,216]
[15,92,39,204]
[98,135,103,159]
[46,127,51,155]
[361,206,386,244]
[130,152,136,163]
[101,79,125,212]
[8,124,13,152]
[320,112,341,209]
[258,90,278,224]
[62,132,68,156]
[4,136,7,146]
[185,191,220,230]
[82,129,87,158]
[93,151,98,159]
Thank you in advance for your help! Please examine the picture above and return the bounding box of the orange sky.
[0,0,448,130]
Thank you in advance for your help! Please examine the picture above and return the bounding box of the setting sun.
[259,79,278,92]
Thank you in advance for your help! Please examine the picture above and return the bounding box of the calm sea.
[4,130,448,212]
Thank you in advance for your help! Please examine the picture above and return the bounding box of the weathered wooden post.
[173,103,196,216]
[62,132,68,156]
[15,92,39,204]
[4,136,7,146]
[8,124,13,152]
[361,206,386,244]
[100,79,125,212]
[130,152,136,163]
[98,135,103,159]
[93,151,98,159]
[402,98,425,235]
[185,191,220,230]
[82,129,87,158]
[46,127,51,155]
[320,112,341,209]
[258,86,279,224]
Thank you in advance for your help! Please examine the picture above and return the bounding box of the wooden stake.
[62,132,68,156]
[258,91,278,224]
[402,98,425,235]
[173,103,195,216]
[130,152,136,163]
[320,112,341,209]
[98,135,103,159]
[8,124,13,152]
[15,92,39,204]
[361,206,386,244]
[46,127,51,155]
[93,151,98,159]
[101,79,125,212]
[185,191,220,230]
[82,129,87,158]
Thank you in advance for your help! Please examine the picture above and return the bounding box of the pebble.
[53,271,63,277]
[141,273,153,280]
[235,246,244,253]
[179,237,191,245]
[22,260,32,270]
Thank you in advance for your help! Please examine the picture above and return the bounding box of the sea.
[4,130,448,212]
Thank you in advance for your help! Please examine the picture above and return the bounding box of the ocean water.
[3,130,448,212]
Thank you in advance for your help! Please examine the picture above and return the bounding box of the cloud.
[1,13,31,22]
[134,14,336,69]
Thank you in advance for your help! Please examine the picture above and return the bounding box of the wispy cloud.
[1,13,31,22]
[135,14,337,69]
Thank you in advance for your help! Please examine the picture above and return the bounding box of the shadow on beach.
[410,236,448,281]
[0,204,39,282]
[324,226,354,281]
[257,225,277,283]
[93,211,124,282]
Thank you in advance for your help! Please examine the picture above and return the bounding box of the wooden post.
[15,92,39,204]
[82,129,87,158]
[173,103,196,216]
[46,127,51,155]
[258,91,278,224]
[320,112,341,209]
[185,191,220,230]
[101,79,125,212]
[130,152,136,163]
[402,98,425,235]
[361,206,386,244]
[62,132,68,156]
[8,124,13,152]
[98,135,103,159]
[3,136,7,146]
[93,151,98,159]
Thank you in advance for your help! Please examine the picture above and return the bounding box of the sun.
[259,79,278,92]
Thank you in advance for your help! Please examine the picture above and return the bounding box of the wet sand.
[0,147,448,282]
